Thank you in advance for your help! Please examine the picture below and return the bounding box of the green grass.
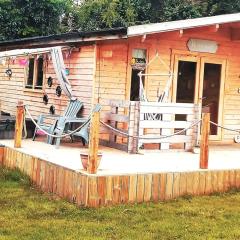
[1,167,240,240]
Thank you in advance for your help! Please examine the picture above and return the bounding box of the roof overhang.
[128,13,240,37]
[0,28,127,51]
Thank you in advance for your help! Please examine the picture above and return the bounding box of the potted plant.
[80,150,102,171]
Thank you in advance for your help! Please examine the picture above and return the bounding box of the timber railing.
[100,99,131,152]
[138,102,200,151]
[100,100,200,153]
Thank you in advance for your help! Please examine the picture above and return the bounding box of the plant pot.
[192,146,200,154]
[80,151,102,171]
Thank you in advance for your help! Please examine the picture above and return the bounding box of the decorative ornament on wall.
[18,58,28,66]
[43,94,49,105]
[47,76,53,87]
[187,39,218,53]
[234,135,240,144]
[56,85,62,97]
[49,105,55,115]
[5,68,12,77]
[64,69,70,76]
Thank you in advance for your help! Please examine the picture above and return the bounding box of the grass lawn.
[0,167,240,240]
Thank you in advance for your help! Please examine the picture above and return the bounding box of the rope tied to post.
[210,121,240,134]
[23,104,240,141]
[100,119,201,140]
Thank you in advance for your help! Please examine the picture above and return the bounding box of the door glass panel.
[202,63,221,135]
[130,49,146,101]
[176,61,197,103]
[130,69,145,101]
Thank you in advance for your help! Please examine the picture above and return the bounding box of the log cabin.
[0,13,239,152]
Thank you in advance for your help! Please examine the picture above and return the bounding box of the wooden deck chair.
[53,103,102,147]
[32,99,83,143]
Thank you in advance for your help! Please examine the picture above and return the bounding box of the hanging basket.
[131,63,146,71]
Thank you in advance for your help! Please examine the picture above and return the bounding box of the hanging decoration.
[18,58,28,66]
[56,85,62,97]
[5,68,12,77]
[49,105,55,115]
[0,58,6,66]
[131,49,147,71]
[47,76,53,87]
[5,58,12,78]
[10,56,17,65]
[43,94,49,105]
[64,69,70,76]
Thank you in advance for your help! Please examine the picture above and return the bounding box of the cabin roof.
[0,27,127,50]
[0,13,239,51]
[128,13,240,36]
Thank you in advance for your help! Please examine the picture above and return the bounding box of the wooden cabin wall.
[95,41,129,142]
[95,41,129,107]
[95,28,240,143]
[0,45,95,119]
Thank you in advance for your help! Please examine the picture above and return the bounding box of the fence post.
[127,101,140,154]
[14,101,24,148]
[0,144,4,165]
[200,112,210,169]
[87,111,100,174]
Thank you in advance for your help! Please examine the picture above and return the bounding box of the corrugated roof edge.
[128,13,240,36]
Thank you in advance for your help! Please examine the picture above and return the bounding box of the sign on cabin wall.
[101,50,113,58]
[187,39,218,53]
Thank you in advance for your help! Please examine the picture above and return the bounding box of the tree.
[73,0,240,31]
[201,0,240,16]
[74,0,152,31]
[0,0,239,40]
[160,0,202,22]
[0,0,72,40]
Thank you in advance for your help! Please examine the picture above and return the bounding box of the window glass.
[130,49,147,101]
[35,56,44,89]
[26,58,34,88]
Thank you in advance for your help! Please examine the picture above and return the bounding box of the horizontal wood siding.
[0,46,95,119]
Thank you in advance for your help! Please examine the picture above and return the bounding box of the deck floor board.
[0,139,239,176]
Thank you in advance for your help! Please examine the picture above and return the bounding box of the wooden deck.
[0,138,240,207]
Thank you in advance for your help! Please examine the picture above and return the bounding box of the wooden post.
[14,101,24,148]
[200,112,210,169]
[88,111,100,174]
[0,144,4,165]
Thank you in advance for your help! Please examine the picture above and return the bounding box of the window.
[25,56,44,90]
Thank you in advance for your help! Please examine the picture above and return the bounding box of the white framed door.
[199,57,226,140]
[173,54,226,140]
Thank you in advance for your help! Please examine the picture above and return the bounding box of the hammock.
[138,52,173,120]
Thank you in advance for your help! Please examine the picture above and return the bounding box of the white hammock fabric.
[138,52,173,120]
[51,47,76,100]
